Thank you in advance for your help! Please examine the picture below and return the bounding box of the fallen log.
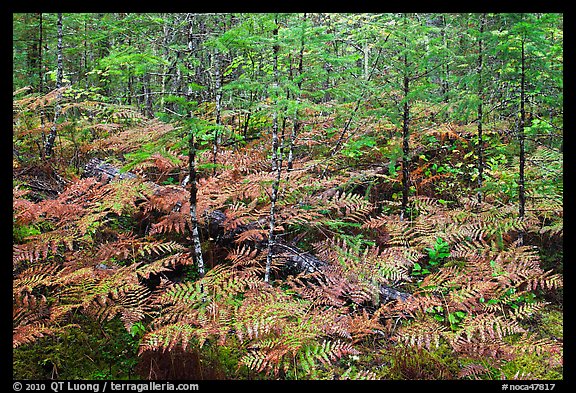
[83,158,138,182]
[83,157,411,303]
[205,208,411,303]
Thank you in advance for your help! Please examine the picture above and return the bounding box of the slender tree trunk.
[279,54,292,167]
[212,50,222,176]
[44,13,63,159]
[143,73,153,117]
[83,16,88,89]
[441,15,450,103]
[287,13,306,173]
[127,73,133,105]
[243,110,251,139]
[477,13,486,204]
[37,13,43,94]
[38,13,46,156]
[363,41,370,80]
[26,13,38,87]
[189,128,205,278]
[320,97,362,179]
[159,14,171,112]
[265,19,281,283]
[400,17,410,222]
[518,33,526,245]
[401,72,410,221]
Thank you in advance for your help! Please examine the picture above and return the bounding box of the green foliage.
[426,237,450,266]
[13,316,141,380]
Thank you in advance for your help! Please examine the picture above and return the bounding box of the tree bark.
[265,19,281,283]
[212,50,222,176]
[400,13,411,221]
[477,13,486,204]
[37,13,43,94]
[44,13,63,159]
[189,130,205,278]
[518,31,526,245]
[401,72,410,221]
[287,13,306,174]
[38,13,46,157]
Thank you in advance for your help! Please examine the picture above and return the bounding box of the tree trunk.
[38,13,46,156]
[37,13,43,94]
[363,41,370,81]
[400,14,410,221]
[518,33,526,245]
[401,77,410,220]
[44,13,63,158]
[441,15,450,103]
[287,13,306,173]
[159,14,171,112]
[212,50,222,176]
[142,74,153,117]
[477,13,486,204]
[189,129,205,278]
[83,16,88,89]
[265,19,281,284]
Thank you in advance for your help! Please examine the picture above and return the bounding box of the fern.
[394,317,447,350]
[458,363,490,380]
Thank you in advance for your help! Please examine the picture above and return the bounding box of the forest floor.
[13,95,563,380]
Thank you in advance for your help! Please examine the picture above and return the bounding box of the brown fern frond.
[458,363,490,380]
[448,280,502,313]
[509,301,549,321]
[85,283,152,330]
[456,314,525,342]
[418,266,461,293]
[13,263,61,294]
[136,252,195,280]
[13,86,69,113]
[13,293,76,348]
[149,212,188,235]
[521,270,563,292]
[13,187,42,225]
[226,245,264,268]
[394,317,447,350]
[392,294,443,319]
[97,236,185,262]
[139,322,199,353]
[322,191,372,222]
[221,203,259,232]
[451,336,517,361]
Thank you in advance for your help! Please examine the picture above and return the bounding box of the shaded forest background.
[13,13,563,380]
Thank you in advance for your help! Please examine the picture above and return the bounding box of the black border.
[8,4,571,391]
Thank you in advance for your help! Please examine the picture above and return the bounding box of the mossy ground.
[13,316,141,380]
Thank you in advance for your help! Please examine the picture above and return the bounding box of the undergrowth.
[13,87,562,381]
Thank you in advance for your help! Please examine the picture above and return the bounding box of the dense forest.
[13,13,563,381]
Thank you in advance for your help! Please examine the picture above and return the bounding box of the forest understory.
[13,12,563,381]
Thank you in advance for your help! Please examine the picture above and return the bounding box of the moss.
[500,352,563,380]
[539,309,563,340]
[341,343,460,380]
[13,316,141,380]
[387,344,461,379]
